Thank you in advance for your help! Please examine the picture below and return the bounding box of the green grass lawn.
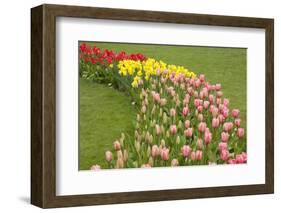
[79,78,136,170]
[79,42,247,170]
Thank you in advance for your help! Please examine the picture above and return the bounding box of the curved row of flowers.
[79,43,247,170]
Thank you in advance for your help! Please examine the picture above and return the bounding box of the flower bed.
[79,43,247,170]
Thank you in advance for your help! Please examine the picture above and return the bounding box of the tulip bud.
[147,146,151,158]
[184,128,193,138]
[237,128,245,138]
[181,145,191,158]
[170,108,176,117]
[161,125,165,134]
[90,164,101,171]
[198,122,207,133]
[176,136,181,144]
[137,114,141,122]
[148,157,154,166]
[160,148,169,161]
[113,141,121,151]
[152,145,159,158]
[221,132,230,142]
[195,150,203,160]
[178,120,183,129]
[121,133,125,140]
[155,124,161,135]
[135,141,141,152]
[145,131,150,142]
[170,125,177,135]
[197,138,203,150]
[160,139,165,147]
[105,151,113,162]
[166,130,170,138]
[141,105,146,114]
[171,159,179,167]
[123,149,128,162]
[197,113,204,122]
[159,108,163,117]
[163,112,168,124]
[148,135,153,144]
[185,120,190,129]
[116,158,124,168]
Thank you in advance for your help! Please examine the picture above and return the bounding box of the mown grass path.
[79,78,136,169]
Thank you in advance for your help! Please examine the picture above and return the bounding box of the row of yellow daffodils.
[117,58,196,88]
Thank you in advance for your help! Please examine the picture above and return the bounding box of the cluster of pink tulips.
[91,70,247,170]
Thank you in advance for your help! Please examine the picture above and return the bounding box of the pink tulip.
[202,87,208,97]
[209,94,214,104]
[195,150,203,160]
[171,159,179,167]
[198,122,207,133]
[228,159,237,164]
[194,79,201,88]
[90,164,101,171]
[170,108,176,117]
[191,151,196,160]
[194,99,202,107]
[221,132,230,142]
[197,138,203,149]
[232,109,240,118]
[151,145,159,157]
[223,98,229,107]
[216,91,223,98]
[199,74,205,82]
[241,152,247,161]
[223,122,233,132]
[218,142,228,151]
[153,92,160,103]
[222,108,229,118]
[113,141,121,150]
[204,131,212,145]
[199,91,204,99]
[215,84,221,91]
[184,128,193,138]
[203,101,210,109]
[218,114,225,123]
[237,128,245,138]
[197,105,203,113]
[181,145,191,158]
[105,151,113,162]
[182,106,189,117]
[185,120,190,129]
[220,149,229,161]
[216,98,222,105]
[234,118,241,127]
[212,118,220,128]
[170,125,177,135]
[160,148,169,161]
[211,107,219,117]
[235,153,247,163]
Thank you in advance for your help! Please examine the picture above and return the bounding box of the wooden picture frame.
[31,4,274,208]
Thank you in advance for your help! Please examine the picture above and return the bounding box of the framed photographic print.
[31,4,274,208]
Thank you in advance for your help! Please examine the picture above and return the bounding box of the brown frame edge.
[31,4,274,208]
